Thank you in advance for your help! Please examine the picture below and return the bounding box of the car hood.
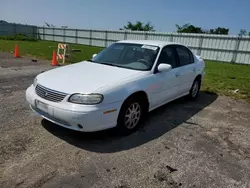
[36,61,142,94]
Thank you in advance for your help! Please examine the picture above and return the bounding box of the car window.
[157,47,177,68]
[175,46,194,66]
[101,45,124,63]
[92,43,159,71]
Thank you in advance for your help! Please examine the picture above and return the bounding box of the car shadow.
[41,91,218,153]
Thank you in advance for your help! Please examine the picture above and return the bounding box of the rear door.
[175,45,197,94]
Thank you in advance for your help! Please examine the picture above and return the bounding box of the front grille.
[35,84,67,102]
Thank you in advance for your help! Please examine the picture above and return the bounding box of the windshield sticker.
[141,45,158,50]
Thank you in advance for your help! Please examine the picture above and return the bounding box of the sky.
[1,0,250,35]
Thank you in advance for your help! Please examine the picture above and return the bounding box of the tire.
[188,78,201,99]
[116,96,147,135]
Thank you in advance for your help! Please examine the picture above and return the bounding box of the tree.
[176,24,204,33]
[121,21,155,31]
[176,23,229,35]
[238,29,247,36]
[209,27,229,35]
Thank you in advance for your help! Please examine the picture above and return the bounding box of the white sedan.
[26,40,205,134]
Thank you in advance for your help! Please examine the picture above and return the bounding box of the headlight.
[33,78,37,87]
[68,93,103,105]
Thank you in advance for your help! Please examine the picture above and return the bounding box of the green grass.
[0,40,250,102]
[201,61,250,102]
[0,33,37,41]
[0,40,103,62]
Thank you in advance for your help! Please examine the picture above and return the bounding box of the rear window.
[176,46,194,66]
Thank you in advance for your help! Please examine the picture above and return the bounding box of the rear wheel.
[189,78,201,99]
[117,97,147,135]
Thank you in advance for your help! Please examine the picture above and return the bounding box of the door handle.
[175,72,180,77]
[193,68,196,72]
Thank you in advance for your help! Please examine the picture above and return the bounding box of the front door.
[149,46,181,108]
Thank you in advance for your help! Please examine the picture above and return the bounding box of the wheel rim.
[192,81,199,97]
[124,102,141,129]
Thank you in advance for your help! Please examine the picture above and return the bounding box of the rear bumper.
[26,85,121,132]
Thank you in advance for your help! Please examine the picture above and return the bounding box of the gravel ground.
[0,52,250,188]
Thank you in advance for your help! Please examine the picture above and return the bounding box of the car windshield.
[91,43,160,71]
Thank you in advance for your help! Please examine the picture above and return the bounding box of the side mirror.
[157,63,172,72]
[92,54,97,58]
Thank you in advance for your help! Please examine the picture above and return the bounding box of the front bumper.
[26,85,121,132]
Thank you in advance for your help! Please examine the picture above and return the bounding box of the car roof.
[116,40,180,48]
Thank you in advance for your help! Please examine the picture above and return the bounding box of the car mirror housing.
[92,54,97,58]
[157,63,172,72]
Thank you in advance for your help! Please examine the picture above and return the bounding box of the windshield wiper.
[87,60,123,68]
[87,59,95,62]
[100,62,123,68]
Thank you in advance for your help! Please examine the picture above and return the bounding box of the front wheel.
[117,97,146,135]
[188,79,201,99]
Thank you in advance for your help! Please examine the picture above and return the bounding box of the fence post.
[75,29,78,44]
[89,30,92,46]
[231,37,240,63]
[52,27,55,41]
[145,32,148,40]
[37,26,40,40]
[35,26,38,39]
[43,27,45,40]
[105,30,108,47]
[63,28,66,43]
[124,30,127,40]
[32,26,35,39]
[197,35,203,56]
[170,33,173,42]
[13,24,17,35]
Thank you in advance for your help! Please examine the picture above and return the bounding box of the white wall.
[38,28,250,65]
[1,23,249,65]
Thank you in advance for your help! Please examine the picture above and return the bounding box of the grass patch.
[0,40,102,62]
[0,40,249,102]
[201,61,250,102]
[0,34,37,41]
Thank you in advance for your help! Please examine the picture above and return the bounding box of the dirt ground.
[0,52,250,188]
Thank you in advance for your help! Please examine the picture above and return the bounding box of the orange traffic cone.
[51,50,58,66]
[14,44,20,58]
